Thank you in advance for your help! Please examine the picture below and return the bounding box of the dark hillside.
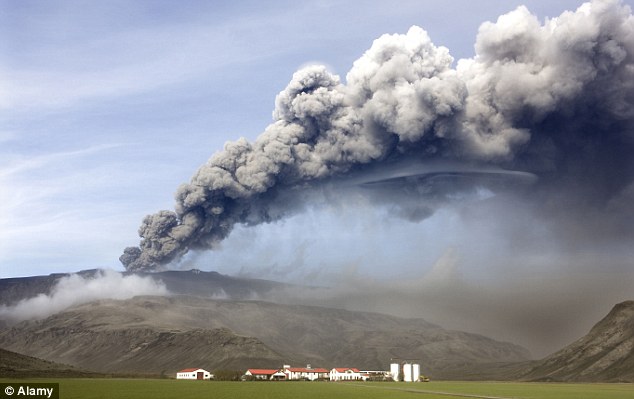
[520,300,634,382]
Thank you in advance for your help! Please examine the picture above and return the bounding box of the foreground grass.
[1,379,633,399]
[368,381,634,399]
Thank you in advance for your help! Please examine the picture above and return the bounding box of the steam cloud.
[122,0,634,272]
[0,269,168,323]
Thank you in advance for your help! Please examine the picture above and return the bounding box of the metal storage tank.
[390,363,399,381]
[412,364,421,382]
[403,363,413,382]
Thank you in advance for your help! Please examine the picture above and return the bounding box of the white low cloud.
[0,269,169,323]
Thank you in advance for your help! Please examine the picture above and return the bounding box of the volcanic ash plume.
[121,0,634,272]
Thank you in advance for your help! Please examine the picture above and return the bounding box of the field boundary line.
[355,383,518,399]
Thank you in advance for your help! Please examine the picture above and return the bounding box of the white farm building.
[244,369,287,380]
[176,368,213,380]
[329,368,363,381]
[282,365,329,381]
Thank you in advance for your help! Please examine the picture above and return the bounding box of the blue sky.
[3,0,634,357]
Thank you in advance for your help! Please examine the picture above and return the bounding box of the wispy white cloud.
[1,5,303,111]
[0,143,124,178]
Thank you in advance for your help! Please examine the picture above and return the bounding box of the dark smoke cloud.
[122,0,634,272]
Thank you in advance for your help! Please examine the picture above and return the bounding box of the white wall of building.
[176,368,212,380]
[283,367,328,381]
[329,368,361,381]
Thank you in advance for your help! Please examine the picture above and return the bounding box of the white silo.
[412,364,421,382]
[390,363,399,381]
[403,363,413,382]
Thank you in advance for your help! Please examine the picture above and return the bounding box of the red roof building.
[244,369,286,380]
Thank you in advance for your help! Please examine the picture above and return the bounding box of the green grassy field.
[1,379,633,399]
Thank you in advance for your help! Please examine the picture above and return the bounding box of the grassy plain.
[1,379,633,399]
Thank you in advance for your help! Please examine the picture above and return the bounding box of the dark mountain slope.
[0,347,99,378]
[521,300,634,382]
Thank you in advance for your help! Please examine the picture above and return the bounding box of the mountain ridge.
[0,269,290,307]
[0,294,529,377]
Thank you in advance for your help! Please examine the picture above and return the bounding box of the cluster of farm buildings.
[177,362,425,382]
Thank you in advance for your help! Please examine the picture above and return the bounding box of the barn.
[244,369,286,380]
[176,368,213,380]
[282,365,329,381]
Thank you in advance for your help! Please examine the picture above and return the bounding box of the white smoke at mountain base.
[0,269,169,323]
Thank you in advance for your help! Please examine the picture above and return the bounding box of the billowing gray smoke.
[122,0,634,272]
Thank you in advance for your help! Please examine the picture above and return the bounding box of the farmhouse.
[329,367,362,381]
[244,368,286,380]
[176,368,213,380]
[282,365,329,381]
